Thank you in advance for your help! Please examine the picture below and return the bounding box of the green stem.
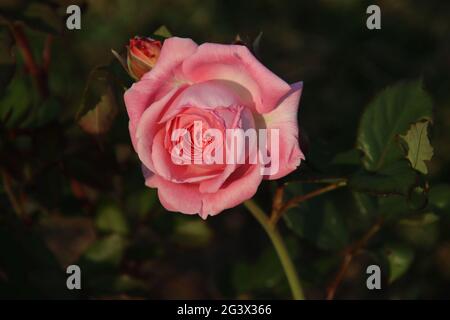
[244,199,305,300]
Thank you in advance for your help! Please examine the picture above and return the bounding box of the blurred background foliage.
[0,0,449,299]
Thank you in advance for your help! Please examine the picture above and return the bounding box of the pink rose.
[124,37,304,218]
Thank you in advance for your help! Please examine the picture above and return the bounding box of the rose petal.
[146,163,263,219]
[159,80,253,123]
[145,174,203,215]
[152,128,223,183]
[198,106,256,193]
[124,37,198,148]
[182,43,291,113]
[200,163,263,218]
[141,37,198,100]
[135,86,185,169]
[261,82,304,180]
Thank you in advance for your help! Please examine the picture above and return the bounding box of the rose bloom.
[124,37,304,218]
[127,37,162,79]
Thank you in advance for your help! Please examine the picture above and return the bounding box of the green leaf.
[113,274,148,293]
[172,217,213,247]
[357,80,433,171]
[378,195,411,217]
[383,244,414,283]
[108,55,134,89]
[350,192,378,230]
[78,88,118,135]
[76,66,110,118]
[95,204,129,235]
[396,213,440,249]
[348,161,417,196]
[83,234,127,267]
[0,74,60,128]
[328,149,362,177]
[284,200,349,250]
[429,184,450,215]
[20,97,61,128]
[398,212,439,227]
[0,73,34,127]
[111,49,129,77]
[400,121,433,174]
[153,25,172,38]
[126,188,158,218]
[353,192,377,216]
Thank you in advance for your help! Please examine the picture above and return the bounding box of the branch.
[270,184,284,221]
[325,217,383,300]
[10,23,48,97]
[270,180,347,225]
[284,177,347,185]
[42,35,53,72]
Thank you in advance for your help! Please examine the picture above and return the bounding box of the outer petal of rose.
[142,37,198,81]
[261,82,305,180]
[182,43,291,114]
[145,174,202,215]
[124,80,159,150]
[141,37,198,101]
[146,164,262,218]
[200,163,263,219]
[135,86,184,170]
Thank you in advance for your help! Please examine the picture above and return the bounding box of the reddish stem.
[325,217,383,300]
[10,23,48,97]
[42,35,53,72]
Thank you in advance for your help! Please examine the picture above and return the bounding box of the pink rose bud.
[127,37,162,79]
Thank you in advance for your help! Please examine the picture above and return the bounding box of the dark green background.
[0,0,449,299]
